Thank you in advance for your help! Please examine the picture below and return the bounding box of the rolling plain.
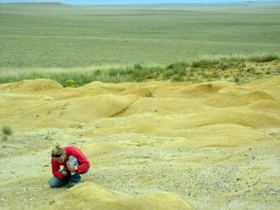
[0,2,280,210]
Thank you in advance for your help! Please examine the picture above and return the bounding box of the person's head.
[51,141,66,163]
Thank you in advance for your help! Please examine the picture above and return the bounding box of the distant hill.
[102,1,280,8]
[2,2,67,6]
[1,1,280,8]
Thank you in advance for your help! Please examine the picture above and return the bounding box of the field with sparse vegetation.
[0,2,280,85]
[1,3,280,210]
[0,55,279,87]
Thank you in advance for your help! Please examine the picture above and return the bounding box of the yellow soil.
[0,76,279,210]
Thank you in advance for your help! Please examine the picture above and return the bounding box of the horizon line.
[1,0,280,6]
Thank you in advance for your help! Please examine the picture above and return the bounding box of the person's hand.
[67,164,76,172]
[61,171,67,176]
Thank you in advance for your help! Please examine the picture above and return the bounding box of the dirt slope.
[0,76,279,210]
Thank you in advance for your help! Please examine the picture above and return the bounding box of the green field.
[1,2,280,67]
[0,2,280,85]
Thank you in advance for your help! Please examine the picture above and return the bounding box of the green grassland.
[1,55,279,87]
[0,2,280,85]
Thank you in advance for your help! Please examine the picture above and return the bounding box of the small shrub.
[247,68,256,74]
[229,62,235,67]
[2,125,12,135]
[118,68,128,76]
[166,62,188,76]
[147,73,156,79]
[30,71,42,79]
[125,67,133,75]
[234,75,240,83]
[212,70,220,78]
[236,61,242,66]
[93,68,101,76]
[171,75,184,82]
[203,73,210,79]
[133,63,142,70]
[220,63,228,71]
[75,73,93,86]
[2,125,12,141]
[108,68,119,77]
[130,69,147,82]
[65,79,76,88]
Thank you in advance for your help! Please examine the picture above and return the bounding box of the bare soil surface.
[1,76,279,209]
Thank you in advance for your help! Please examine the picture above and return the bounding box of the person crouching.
[48,142,90,188]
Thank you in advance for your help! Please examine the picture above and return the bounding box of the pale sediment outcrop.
[0,76,279,210]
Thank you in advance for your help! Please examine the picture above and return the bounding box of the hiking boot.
[69,181,79,188]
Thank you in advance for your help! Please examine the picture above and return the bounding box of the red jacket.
[51,146,90,178]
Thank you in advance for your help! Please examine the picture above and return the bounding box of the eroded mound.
[0,76,279,210]
[45,182,192,210]
[0,79,63,92]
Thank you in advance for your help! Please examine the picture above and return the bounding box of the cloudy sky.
[0,0,279,5]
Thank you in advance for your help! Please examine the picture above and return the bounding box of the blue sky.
[0,0,279,5]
